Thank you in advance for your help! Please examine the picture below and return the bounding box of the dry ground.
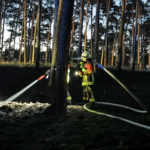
[0,66,150,149]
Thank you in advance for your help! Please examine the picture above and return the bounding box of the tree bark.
[94,0,100,62]
[78,0,84,56]
[36,0,41,68]
[104,0,110,66]
[137,4,141,69]
[84,0,90,52]
[148,40,150,68]
[29,0,36,63]
[0,0,2,53]
[48,0,63,87]
[90,2,93,57]
[23,0,27,64]
[19,27,24,64]
[45,31,51,64]
[132,0,139,71]
[32,9,39,64]
[49,0,74,114]
[1,0,7,54]
[117,0,125,71]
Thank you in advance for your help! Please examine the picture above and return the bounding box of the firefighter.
[77,51,95,103]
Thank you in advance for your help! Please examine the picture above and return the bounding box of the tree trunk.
[36,0,41,68]
[19,27,24,64]
[121,1,128,67]
[148,40,150,68]
[111,37,117,67]
[49,0,74,114]
[8,26,14,61]
[0,0,2,53]
[45,31,51,64]
[48,0,64,87]
[1,0,7,53]
[69,18,75,56]
[32,9,39,64]
[94,0,100,63]
[51,0,59,54]
[137,4,141,69]
[14,19,18,51]
[104,0,110,66]
[130,5,135,69]
[117,0,125,71]
[84,0,90,52]
[23,0,27,64]
[132,0,138,71]
[78,0,84,56]
[122,32,125,66]
[29,0,36,63]
[90,2,93,57]
[51,0,63,68]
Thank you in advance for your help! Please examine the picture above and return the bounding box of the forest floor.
[0,65,150,150]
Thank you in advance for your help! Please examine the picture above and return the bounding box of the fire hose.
[83,63,150,131]
[0,69,50,107]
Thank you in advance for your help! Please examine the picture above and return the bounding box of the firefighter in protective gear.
[78,51,95,103]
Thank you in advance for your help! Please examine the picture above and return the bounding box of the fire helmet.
[81,51,91,60]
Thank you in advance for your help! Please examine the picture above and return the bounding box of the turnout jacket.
[79,61,94,86]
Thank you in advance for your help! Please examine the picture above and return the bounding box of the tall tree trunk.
[29,0,36,63]
[78,0,84,56]
[122,23,128,66]
[48,0,64,87]
[84,0,90,52]
[19,27,24,64]
[69,1,78,57]
[132,0,138,71]
[45,0,53,64]
[14,20,18,51]
[111,35,117,67]
[140,34,144,70]
[121,0,127,67]
[1,0,7,53]
[53,0,74,114]
[45,31,51,64]
[69,17,75,56]
[94,0,100,63]
[36,0,41,68]
[0,0,2,53]
[117,0,125,71]
[51,0,59,53]
[32,9,39,64]
[148,40,150,69]
[122,32,125,66]
[90,2,93,57]
[104,0,110,66]
[130,5,135,69]
[27,7,31,62]
[137,4,141,69]
[8,26,13,61]
[51,0,63,68]
[23,0,27,64]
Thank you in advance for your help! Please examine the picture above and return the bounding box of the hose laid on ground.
[83,64,150,130]
[96,63,147,112]
[96,101,147,113]
[0,70,50,107]
[83,102,150,131]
